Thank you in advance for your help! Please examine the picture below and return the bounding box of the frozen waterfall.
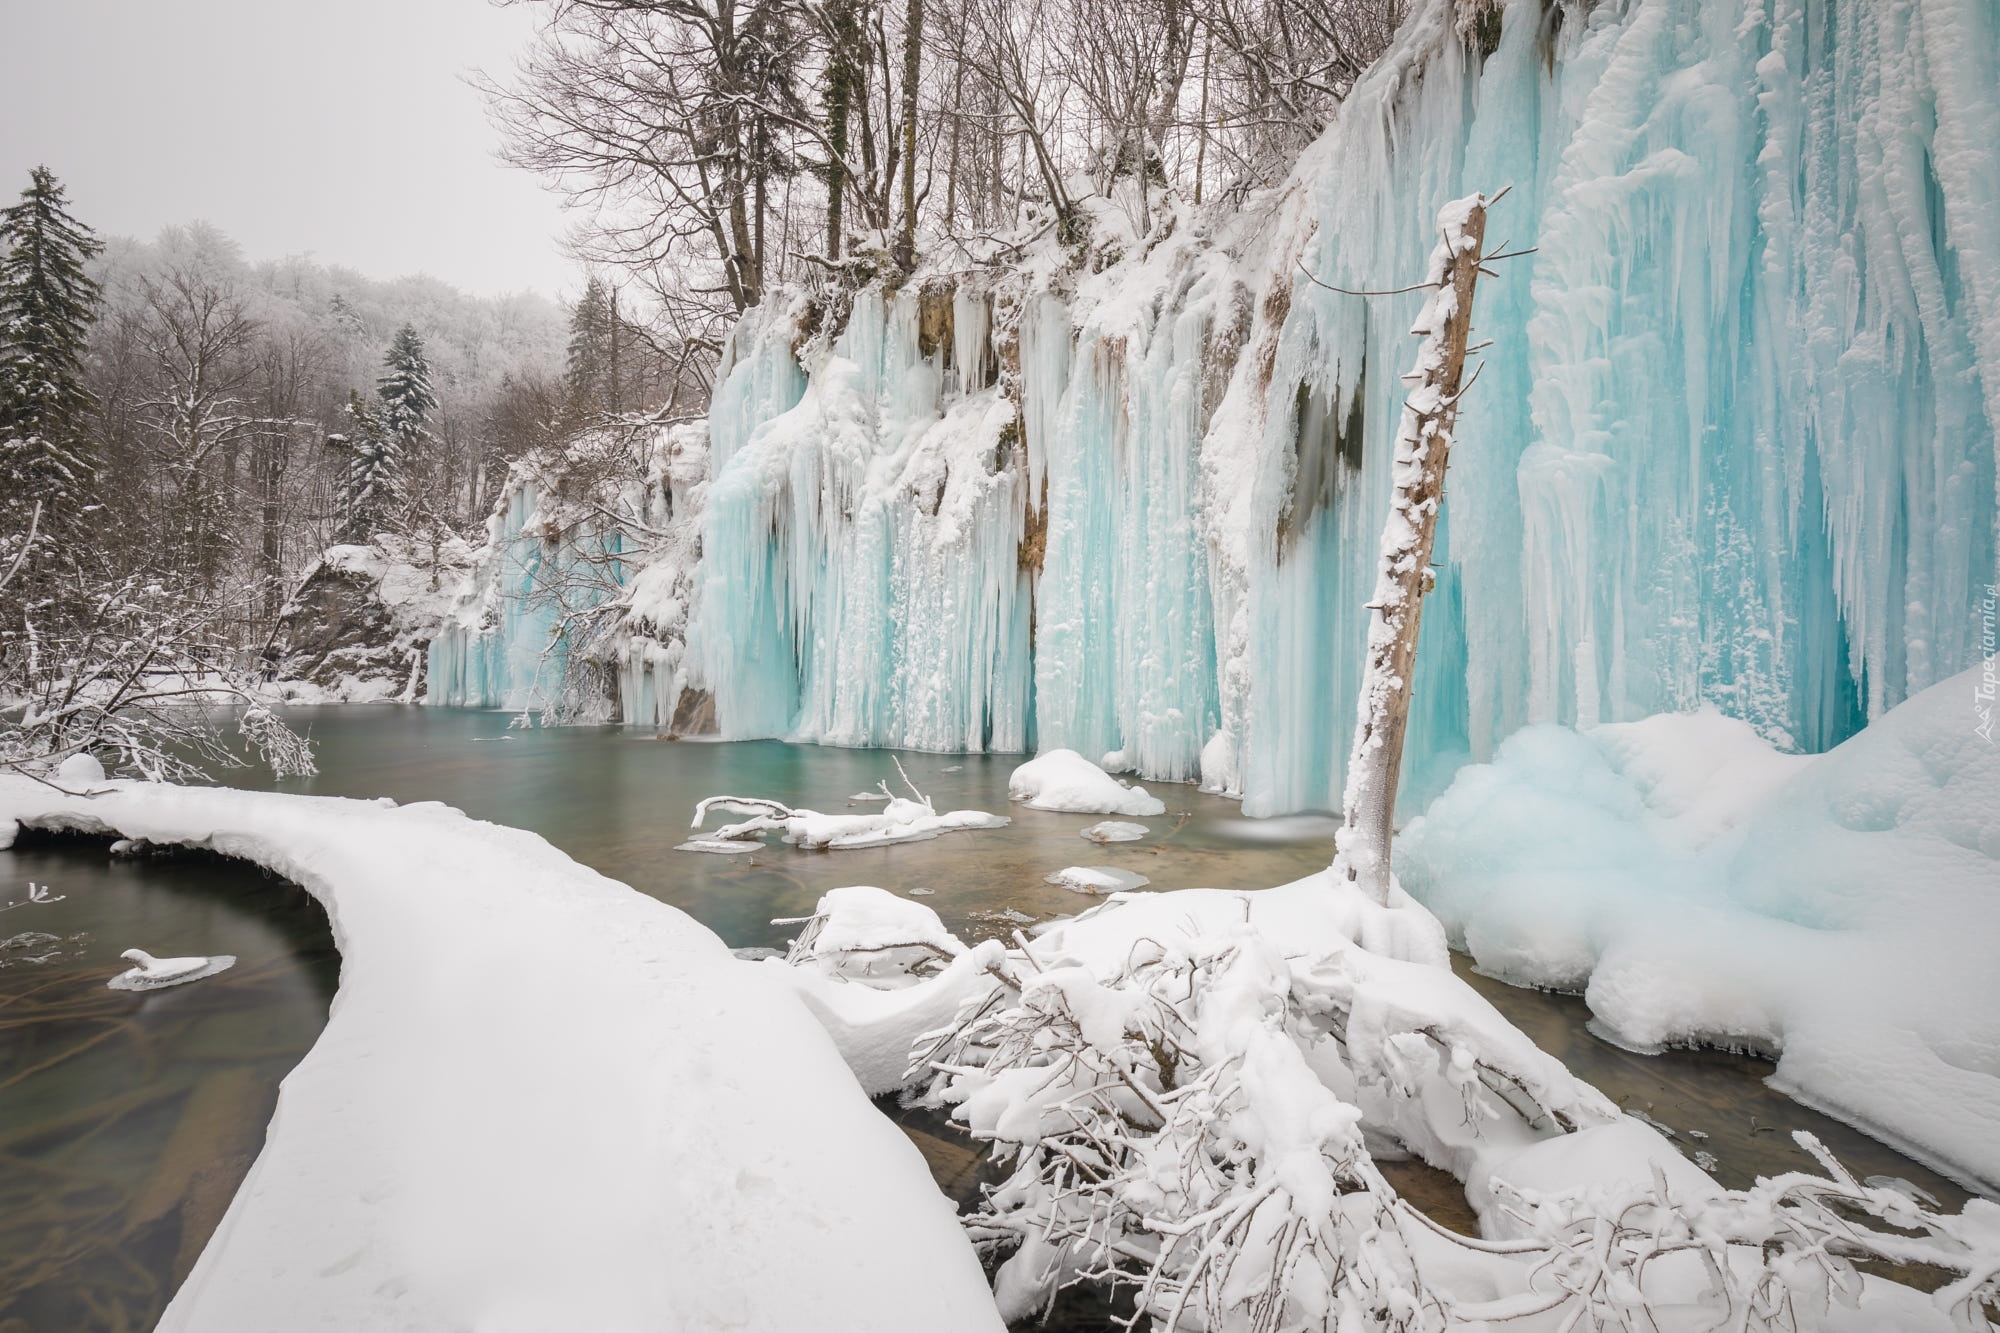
[446,0,1999,818]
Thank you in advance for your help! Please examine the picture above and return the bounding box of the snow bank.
[1008,748,1166,816]
[1400,667,2000,1192]
[0,777,1002,1332]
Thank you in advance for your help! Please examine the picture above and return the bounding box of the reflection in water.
[4,705,1979,1330]
[0,835,337,1332]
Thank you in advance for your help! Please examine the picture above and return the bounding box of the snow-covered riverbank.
[0,776,1002,1332]
[1402,666,2000,1195]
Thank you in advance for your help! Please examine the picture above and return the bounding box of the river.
[0,705,1977,1328]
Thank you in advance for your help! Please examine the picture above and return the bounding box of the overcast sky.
[0,0,579,299]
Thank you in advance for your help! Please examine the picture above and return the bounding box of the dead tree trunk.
[895,0,923,272]
[1333,194,1488,906]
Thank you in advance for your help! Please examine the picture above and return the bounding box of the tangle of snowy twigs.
[896,927,1999,1332]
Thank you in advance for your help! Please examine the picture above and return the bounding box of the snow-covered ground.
[0,777,1002,1332]
[1401,666,2000,1193]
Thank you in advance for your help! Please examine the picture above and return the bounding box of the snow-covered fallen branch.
[768,875,1996,1331]
[685,759,1009,851]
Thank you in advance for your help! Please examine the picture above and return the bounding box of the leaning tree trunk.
[1333,193,1488,906]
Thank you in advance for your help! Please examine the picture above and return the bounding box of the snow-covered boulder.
[1008,749,1166,816]
[1043,865,1151,894]
[272,537,475,703]
[0,777,1003,1332]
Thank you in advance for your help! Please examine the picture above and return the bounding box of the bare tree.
[129,230,262,591]
[0,558,315,782]
[487,0,809,329]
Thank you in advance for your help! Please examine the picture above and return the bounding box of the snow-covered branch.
[773,877,2000,1332]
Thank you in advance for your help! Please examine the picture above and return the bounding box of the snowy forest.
[2,0,1998,1330]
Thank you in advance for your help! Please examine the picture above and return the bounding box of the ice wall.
[427,479,580,714]
[428,424,709,726]
[689,0,1998,814]
[693,288,1035,752]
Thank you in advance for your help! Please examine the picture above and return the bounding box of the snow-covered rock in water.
[1009,749,1166,816]
[106,947,235,991]
[1401,667,2000,1192]
[273,536,477,703]
[777,886,1008,1095]
[1043,865,1151,894]
[1080,820,1148,843]
[0,776,1003,1332]
[674,838,760,855]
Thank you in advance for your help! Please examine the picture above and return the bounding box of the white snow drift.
[1400,667,2000,1194]
[0,777,1002,1333]
[1008,748,1167,816]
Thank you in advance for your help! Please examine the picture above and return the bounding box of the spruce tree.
[562,277,620,423]
[335,390,396,543]
[0,166,103,557]
[377,323,437,445]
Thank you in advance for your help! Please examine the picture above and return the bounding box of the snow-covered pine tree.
[562,276,621,423]
[0,166,103,563]
[368,323,437,536]
[333,389,396,543]
[376,323,438,446]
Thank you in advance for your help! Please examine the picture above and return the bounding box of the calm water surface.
[0,705,1977,1328]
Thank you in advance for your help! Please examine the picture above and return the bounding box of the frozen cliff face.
[427,423,710,728]
[693,286,1036,753]
[685,0,1998,814]
[1202,0,2000,813]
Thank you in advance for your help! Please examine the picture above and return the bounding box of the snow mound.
[0,777,1002,1332]
[1009,749,1166,816]
[1400,668,2000,1192]
[1081,820,1148,843]
[55,753,106,786]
